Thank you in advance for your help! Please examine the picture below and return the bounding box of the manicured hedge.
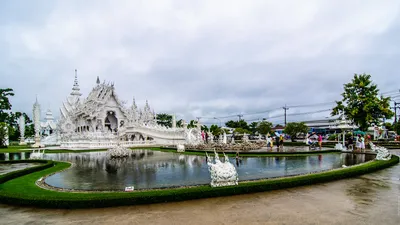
[0,160,55,184]
[0,155,398,209]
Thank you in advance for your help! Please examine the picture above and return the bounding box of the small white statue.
[177,144,185,152]
[206,149,239,187]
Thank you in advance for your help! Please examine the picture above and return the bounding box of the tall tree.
[249,122,259,134]
[225,119,249,130]
[209,124,222,136]
[283,122,309,141]
[225,120,237,128]
[257,121,273,135]
[331,74,393,131]
[0,122,8,148]
[176,119,183,128]
[187,120,197,129]
[0,88,14,123]
[156,113,173,128]
[201,125,209,132]
[394,121,400,135]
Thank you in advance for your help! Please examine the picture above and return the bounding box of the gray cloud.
[1,0,400,126]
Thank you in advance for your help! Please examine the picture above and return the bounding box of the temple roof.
[75,82,129,119]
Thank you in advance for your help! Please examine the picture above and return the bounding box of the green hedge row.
[0,160,55,184]
[0,155,398,209]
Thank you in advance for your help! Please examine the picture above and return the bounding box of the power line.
[381,89,400,95]
[286,102,335,108]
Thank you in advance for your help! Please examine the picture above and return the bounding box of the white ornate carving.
[18,115,26,145]
[177,144,185,152]
[242,134,249,143]
[106,145,131,158]
[206,149,239,187]
[369,142,392,160]
[184,128,202,145]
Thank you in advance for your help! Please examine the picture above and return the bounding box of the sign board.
[125,186,134,192]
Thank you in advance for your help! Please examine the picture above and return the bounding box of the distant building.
[272,125,285,134]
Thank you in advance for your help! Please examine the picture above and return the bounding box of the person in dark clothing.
[275,136,280,151]
[347,136,354,150]
[205,132,209,144]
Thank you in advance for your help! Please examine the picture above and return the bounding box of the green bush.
[0,155,398,209]
[328,134,337,141]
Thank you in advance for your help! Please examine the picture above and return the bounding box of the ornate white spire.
[71,69,82,96]
[32,96,41,136]
[45,109,54,122]
[131,97,137,110]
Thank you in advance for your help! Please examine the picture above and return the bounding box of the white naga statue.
[18,115,26,145]
[242,133,249,143]
[223,132,227,144]
[206,149,239,187]
[369,142,392,161]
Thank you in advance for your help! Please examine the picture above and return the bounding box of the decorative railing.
[60,140,156,148]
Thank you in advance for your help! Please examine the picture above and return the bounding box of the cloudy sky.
[1,0,400,126]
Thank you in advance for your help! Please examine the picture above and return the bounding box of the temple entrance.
[105,111,118,132]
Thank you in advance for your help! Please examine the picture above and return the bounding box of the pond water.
[28,150,375,191]
[0,163,41,175]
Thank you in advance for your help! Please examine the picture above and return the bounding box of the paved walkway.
[0,150,399,225]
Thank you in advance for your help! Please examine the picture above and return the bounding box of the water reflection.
[18,151,373,191]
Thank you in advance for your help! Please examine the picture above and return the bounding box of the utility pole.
[394,102,400,123]
[283,104,289,126]
[237,114,243,121]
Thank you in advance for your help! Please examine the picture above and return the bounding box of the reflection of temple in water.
[40,150,207,190]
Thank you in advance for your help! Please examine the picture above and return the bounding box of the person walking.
[318,134,323,150]
[275,136,280,152]
[356,135,361,151]
[279,134,284,150]
[360,135,365,152]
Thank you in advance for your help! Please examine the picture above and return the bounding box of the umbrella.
[353,130,366,135]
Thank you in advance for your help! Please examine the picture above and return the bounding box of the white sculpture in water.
[369,142,392,161]
[106,145,131,158]
[206,149,239,187]
[30,149,45,159]
[177,144,185,152]
[18,115,26,145]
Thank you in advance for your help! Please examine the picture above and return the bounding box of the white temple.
[48,70,201,149]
